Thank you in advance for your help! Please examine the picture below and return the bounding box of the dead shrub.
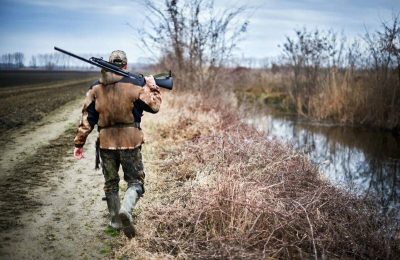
[150,122,399,258]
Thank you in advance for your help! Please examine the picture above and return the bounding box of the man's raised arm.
[138,75,162,114]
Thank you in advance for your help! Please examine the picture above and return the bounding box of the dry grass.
[115,93,399,259]
[233,68,400,130]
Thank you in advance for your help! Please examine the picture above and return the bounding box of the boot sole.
[119,212,136,239]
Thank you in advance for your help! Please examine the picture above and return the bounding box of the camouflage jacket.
[74,70,162,149]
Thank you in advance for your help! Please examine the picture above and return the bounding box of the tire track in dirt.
[0,99,119,259]
[0,78,94,98]
[0,79,92,133]
[0,99,81,175]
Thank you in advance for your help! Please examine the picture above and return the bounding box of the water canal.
[244,110,400,212]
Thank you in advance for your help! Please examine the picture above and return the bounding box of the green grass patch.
[104,226,120,237]
[99,244,112,255]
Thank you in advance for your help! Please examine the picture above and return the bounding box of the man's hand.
[74,147,84,160]
[144,75,159,92]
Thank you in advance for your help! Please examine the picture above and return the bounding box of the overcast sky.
[0,0,399,64]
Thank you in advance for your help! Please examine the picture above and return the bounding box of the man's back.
[74,71,161,150]
[94,83,139,125]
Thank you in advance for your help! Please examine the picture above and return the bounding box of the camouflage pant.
[100,147,145,196]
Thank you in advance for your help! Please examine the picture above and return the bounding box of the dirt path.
[0,99,81,174]
[0,84,175,259]
[0,99,119,259]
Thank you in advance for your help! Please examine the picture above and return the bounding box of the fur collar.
[99,70,124,85]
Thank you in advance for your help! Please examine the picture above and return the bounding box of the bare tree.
[282,28,345,115]
[364,13,400,125]
[29,56,37,68]
[14,52,24,68]
[138,0,249,92]
[278,14,400,128]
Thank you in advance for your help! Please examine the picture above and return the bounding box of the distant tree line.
[0,52,25,69]
[0,52,107,70]
[28,53,74,70]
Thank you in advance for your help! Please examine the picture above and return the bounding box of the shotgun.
[54,46,173,90]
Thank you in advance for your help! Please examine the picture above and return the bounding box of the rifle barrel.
[54,47,98,67]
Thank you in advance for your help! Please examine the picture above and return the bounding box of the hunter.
[73,50,162,238]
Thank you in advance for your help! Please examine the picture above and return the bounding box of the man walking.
[73,50,162,238]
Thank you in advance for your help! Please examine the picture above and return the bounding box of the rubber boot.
[106,192,123,230]
[119,186,139,238]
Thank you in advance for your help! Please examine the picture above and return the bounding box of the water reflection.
[245,113,400,211]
